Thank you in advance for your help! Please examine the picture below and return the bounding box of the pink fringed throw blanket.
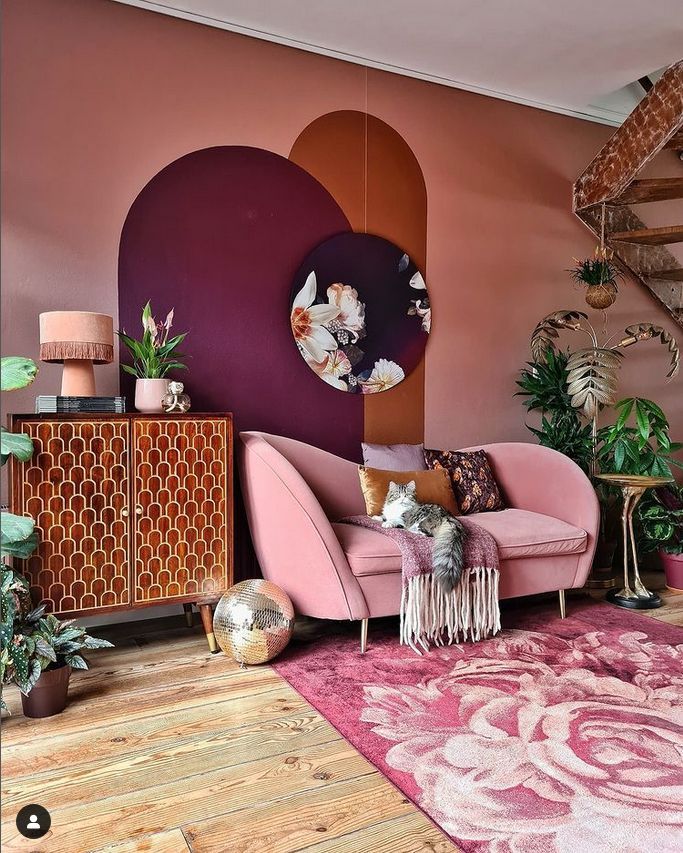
[343,516,501,654]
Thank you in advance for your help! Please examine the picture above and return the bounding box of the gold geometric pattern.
[16,419,130,613]
[132,418,230,602]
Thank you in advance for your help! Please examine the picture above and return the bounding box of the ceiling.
[115,0,682,125]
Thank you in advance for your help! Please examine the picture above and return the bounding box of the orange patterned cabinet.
[10,414,233,642]
[132,417,231,603]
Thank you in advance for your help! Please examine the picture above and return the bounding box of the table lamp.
[39,311,114,396]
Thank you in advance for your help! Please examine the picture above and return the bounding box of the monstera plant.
[530,311,679,472]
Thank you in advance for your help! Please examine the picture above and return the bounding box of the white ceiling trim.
[113,0,627,126]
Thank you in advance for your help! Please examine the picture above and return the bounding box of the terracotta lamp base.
[61,359,96,396]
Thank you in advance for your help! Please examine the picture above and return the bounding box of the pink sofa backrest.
[242,432,366,521]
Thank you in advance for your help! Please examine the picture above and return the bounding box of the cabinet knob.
[121,508,129,517]
[135,506,143,516]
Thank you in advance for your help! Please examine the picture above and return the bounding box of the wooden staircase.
[573,60,683,328]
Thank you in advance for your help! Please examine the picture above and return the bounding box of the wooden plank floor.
[2,576,681,853]
[0,614,453,853]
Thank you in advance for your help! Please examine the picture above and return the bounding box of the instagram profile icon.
[16,804,51,839]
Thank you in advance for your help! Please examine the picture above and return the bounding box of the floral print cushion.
[424,449,505,514]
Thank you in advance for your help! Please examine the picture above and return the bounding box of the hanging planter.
[568,246,623,311]
[585,280,618,310]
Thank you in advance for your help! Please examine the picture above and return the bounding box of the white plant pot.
[135,378,169,413]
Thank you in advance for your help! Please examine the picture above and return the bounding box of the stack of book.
[35,396,126,414]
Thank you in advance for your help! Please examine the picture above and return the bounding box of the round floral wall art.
[290,233,430,393]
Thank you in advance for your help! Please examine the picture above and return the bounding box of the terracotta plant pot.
[585,282,617,310]
[21,663,71,718]
[660,550,683,592]
[135,378,169,413]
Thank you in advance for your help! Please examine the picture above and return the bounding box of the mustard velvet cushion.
[358,466,459,517]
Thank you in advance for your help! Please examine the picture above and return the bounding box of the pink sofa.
[239,432,599,649]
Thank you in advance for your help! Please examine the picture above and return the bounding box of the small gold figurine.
[161,381,191,413]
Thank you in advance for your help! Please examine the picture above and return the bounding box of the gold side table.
[596,474,672,610]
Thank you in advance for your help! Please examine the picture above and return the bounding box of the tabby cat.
[374,481,466,591]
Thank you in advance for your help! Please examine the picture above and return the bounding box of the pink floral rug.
[273,600,683,852]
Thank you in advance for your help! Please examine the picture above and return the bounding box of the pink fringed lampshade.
[39,311,114,396]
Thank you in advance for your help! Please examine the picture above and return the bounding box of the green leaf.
[120,364,141,378]
[0,428,34,466]
[639,398,667,423]
[66,654,88,670]
[82,636,114,650]
[635,399,650,441]
[0,357,38,392]
[615,398,634,430]
[651,456,672,478]
[0,512,38,558]
[26,658,42,693]
[156,334,186,356]
[613,441,625,472]
[34,638,57,662]
[653,428,671,452]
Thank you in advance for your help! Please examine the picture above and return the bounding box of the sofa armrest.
[239,433,369,620]
[463,442,600,587]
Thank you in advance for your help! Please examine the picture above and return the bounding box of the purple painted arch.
[118,145,363,460]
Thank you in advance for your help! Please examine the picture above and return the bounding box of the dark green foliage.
[527,413,594,474]
[638,485,683,555]
[1,567,113,708]
[597,398,683,479]
[567,250,623,287]
[25,611,114,673]
[516,350,592,472]
[517,349,574,414]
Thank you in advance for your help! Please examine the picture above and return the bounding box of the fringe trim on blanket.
[400,568,501,655]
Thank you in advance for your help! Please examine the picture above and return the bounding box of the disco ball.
[213,580,295,665]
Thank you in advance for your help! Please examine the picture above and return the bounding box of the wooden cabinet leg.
[199,604,219,654]
[183,603,194,628]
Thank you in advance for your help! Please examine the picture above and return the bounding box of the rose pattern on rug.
[361,627,683,853]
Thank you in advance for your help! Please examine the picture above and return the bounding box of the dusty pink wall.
[2,0,681,458]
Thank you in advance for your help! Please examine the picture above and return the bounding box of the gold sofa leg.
[360,618,368,654]
[559,589,566,619]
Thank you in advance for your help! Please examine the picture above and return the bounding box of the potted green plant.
[568,245,624,310]
[0,355,113,716]
[1,569,113,716]
[118,301,187,413]
[19,599,112,717]
[638,485,683,591]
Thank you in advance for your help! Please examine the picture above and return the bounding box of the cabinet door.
[132,418,231,602]
[12,419,130,614]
